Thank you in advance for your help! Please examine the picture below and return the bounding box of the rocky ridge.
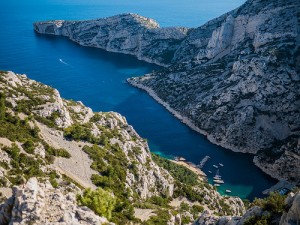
[0,71,245,224]
[34,13,189,66]
[34,0,300,184]
[0,177,112,225]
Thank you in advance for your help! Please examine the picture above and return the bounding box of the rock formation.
[0,178,112,225]
[34,14,189,66]
[194,191,300,225]
[34,0,300,184]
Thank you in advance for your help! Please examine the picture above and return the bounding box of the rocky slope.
[0,71,245,224]
[34,13,189,66]
[34,0,300,185]
[194,191,300,225]
[0,177,112,225]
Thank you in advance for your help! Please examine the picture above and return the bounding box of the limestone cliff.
[128,0,300,184]
[0,178,112,225]
[34,0,300,184]
[34,13,189,66]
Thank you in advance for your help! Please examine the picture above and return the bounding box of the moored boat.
[213,179,224,184]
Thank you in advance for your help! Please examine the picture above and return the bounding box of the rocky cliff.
[128,0,300,184]
[0,177,112,225]
[34,13,189,66]
[194,191,300,225]
[0,71,245,224]
[34,0,300,185]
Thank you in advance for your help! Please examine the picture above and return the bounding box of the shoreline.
[127,79,281,184]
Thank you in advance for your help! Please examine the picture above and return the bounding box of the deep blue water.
[0,0,276,200]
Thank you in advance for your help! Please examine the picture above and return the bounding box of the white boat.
[213,169,222,180]
[213,165,218,168]
[226,189,232,193]
[214,184,220,187]
[219,163,224,167]
[208,171,212,173]
[213,179,224,184]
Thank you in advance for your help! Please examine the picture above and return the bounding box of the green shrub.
[148,196,170,207]
[252,192,285,214]
[77,188,116,220]
[151,153,198,186]
[22,139,35,154]
[143,209,171,225]
[244,215,270,225]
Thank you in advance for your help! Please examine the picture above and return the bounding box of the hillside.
[0,71,247,224]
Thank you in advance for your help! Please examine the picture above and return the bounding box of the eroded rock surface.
[0,178,112,225]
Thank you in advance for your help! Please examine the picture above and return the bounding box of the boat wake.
[59,58,70,66]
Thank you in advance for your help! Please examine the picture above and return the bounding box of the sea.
[0,0,276,200]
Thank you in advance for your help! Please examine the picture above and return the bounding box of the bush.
[252,192,285,214]
[77,188,116,220]
[151,153,198,186]
[22,139,35,154]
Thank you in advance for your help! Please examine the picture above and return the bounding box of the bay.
[0,0,276,200]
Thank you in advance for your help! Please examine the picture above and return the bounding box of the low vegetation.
[244,192,287,225]
[77,188,116,220]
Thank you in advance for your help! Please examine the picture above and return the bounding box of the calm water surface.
[0,0,276,200]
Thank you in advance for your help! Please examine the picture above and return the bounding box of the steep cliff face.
[34,13,189,66]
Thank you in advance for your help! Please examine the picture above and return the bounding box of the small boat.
[219,163,224,167]
[213,169,222,180]
[213,179,224,184]
[213,165,218,168]
[214,184,220,187]
[226,189,232,193]
[208,171,212,173]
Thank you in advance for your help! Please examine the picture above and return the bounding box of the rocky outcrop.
[34,0,300,184]
[0,178,112,225]
[128,0,300,184]
[0,71,73,128]
[194,191,300,225]
[34,14,189,66]
[280,192,300,225]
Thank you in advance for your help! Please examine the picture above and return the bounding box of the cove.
[0,0,276,200]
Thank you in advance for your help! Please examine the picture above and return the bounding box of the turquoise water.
[0,0,276,200]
